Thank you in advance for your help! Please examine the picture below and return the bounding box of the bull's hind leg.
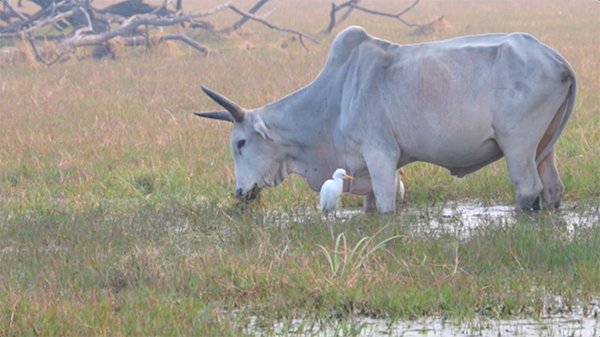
[363,191,377,213]
[537,149,564,209]
[502,147,544,211]
[364,170,405,213]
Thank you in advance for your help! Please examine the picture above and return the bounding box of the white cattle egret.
[320,168,354,217]
[397,169,406,203]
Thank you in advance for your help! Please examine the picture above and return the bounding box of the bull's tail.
[535,65,577,165]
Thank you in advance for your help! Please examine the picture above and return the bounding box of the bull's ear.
[201,86,246,123]
[194,111,234,122]
[253,115,272,141]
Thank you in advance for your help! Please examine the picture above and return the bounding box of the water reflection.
[334,201,600,239]
[246,312,600,337]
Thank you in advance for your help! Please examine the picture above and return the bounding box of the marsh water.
[246,311,600,336]
[332,200,600,239]
[167,200,600,336]
[245,200,600,336]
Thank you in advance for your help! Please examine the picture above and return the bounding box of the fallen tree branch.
[390,0,420,17]
[336,0,360,27]
[2,0,396,66]
[22,8,74,33]
[227,4,319,49]
[26,31,46,62]
[0,10,12,24]
[59,14,195,48]
[160,33,208,54]
[349,1,419,27]
[77,4,94,31]
[189,1,231,19]
[220,0,270,34]
[26,30,63,65]
[323,0,359,35]
[1,0,85,35]
[322,0,420,34]
[1,1,233,64]
[2,0,28,21]
[409,15,447,36]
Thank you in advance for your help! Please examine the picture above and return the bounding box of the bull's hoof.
[531,196,541,211]
[516,195,543,212]
[518,196,541,212]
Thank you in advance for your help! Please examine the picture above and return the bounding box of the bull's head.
[195,87,285,199]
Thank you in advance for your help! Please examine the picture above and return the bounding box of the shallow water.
[247,310,600,336]
[181,200,600,240]
[189,201,600,336]
[335,200,600,239]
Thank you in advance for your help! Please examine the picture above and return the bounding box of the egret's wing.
[320,179,340,212]
[319,179,335,212]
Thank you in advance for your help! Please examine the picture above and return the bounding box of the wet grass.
[1,0,599,335]
[1,205,599,336]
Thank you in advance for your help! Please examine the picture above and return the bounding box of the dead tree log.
[0,0,318,65]
[101,0,172,17]
[4,0,442,67]
[19,0,110,33]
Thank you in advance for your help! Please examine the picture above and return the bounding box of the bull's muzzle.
[236,184,260,201]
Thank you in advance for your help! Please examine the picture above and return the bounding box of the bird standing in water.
[320,168,354,217]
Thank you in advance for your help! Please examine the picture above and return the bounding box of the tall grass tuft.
[318,225,402,280]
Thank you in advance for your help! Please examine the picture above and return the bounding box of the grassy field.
[1,0,599,335]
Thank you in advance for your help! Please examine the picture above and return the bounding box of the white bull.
[195,26,576,214]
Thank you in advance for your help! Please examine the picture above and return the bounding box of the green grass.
[1,206,599,335]
[1,0,599,335]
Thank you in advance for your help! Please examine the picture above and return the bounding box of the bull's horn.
[201,86,246,123]
[194,111,233,122]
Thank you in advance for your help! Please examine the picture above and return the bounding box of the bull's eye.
[237,139,246,149]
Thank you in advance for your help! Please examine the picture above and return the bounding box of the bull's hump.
[327,26,370,66]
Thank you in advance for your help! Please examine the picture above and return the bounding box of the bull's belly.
[348,176,373,195]
[413,138,503,177]
[344,136,503,196]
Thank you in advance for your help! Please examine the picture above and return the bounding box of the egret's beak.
[343,174,355,180]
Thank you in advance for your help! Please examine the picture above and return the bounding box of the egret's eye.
[237,139,246,149]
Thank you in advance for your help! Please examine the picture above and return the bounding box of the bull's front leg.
[364,150,399,214]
